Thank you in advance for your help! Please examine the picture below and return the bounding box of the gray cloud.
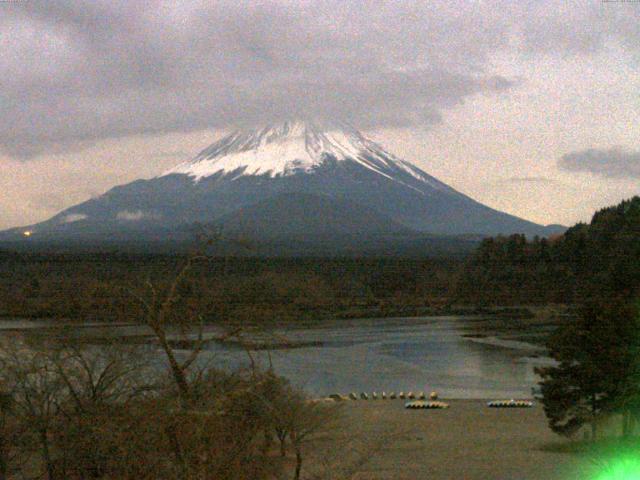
[62,213,88,224]
[559,147,640,179]
[505,176,555,184]
[1,0,638,158]
[116,210,160,221]
[152,150,193,160]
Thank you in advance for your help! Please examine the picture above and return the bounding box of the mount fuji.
[1,120,564,252]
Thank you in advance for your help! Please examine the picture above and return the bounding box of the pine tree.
[535,297,640,439]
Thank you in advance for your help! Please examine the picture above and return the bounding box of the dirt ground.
[308,399,591,480]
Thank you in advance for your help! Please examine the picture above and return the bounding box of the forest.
[0,196,638,324]
[457,196,640,305]
[0,254,460,324]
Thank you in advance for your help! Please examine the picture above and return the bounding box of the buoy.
[329,394,347,402]
[487,399,533,408]
[405,400,450,409]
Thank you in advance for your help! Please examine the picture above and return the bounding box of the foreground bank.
[311,400,586,480]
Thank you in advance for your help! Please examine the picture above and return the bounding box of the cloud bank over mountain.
[559,148,640,179]
[2,0,638,158]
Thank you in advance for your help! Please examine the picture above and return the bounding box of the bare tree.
[0,340,65,480]
[0,333,159,480]
[0,392,11,480]
[131,253,208,407]
[283,394,341,480]
[49,338,155,479]
[0,389,25,480]
[130,232,254,408]
[50,337,153,412]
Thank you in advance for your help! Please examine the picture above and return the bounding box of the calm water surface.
[202,316,550,398]
[0,316,550,399]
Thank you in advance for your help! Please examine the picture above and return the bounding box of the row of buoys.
[342,391,440,401]
[487,399,533,408]
[328,393,535,409]
[405,400,450,409]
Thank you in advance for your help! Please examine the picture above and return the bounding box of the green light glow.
[594,457,640,480]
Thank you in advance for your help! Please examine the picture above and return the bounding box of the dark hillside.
[456,196,640,305]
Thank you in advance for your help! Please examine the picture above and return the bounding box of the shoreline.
[0,303,573,325]
[315,396,538,402]
[0,312,554,355]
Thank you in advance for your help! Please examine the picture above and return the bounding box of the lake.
[0,315,553,399]
[191,315,552,399]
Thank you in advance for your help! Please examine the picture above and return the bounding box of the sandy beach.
[310,399,587,480]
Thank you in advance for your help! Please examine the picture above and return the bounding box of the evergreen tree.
[457,196,640,305]
[536,298,640,439]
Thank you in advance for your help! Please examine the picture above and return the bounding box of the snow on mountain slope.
[161,120,453,194]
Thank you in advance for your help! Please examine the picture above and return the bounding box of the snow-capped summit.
[163,120,365,179]
[161,120,450,194]
[0,119,565,250]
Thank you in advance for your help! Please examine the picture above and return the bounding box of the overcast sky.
[1,0,638,229]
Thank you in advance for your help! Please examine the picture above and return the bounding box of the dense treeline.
[2,196,637,323]
[0,254,460,323]
[457,196,640,305]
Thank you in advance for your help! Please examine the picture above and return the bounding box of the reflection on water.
[0,316,549,399]
[201,316,549,398]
